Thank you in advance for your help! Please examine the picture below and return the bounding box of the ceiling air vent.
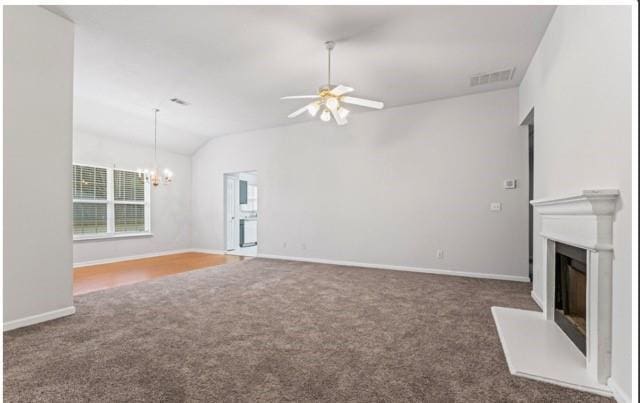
[470,68,516,87]
[170,97,189,106]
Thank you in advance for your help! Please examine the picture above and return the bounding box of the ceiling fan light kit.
[282,41,384,126]
[320,109,331,122]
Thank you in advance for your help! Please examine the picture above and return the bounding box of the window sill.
[73,232,153,242]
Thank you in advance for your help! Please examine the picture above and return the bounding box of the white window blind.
[73,203,108,235]
[114,170,145,202]
[73,164,150,239]
[73,165,107,200]
[114,170,146,233]
[73,165,108,234]
[114,204,145,232]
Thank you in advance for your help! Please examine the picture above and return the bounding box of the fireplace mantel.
[530,190,619,251]
[530,189,619,216]
[493,189,619,397]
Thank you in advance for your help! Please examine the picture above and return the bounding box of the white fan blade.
[329,85,354,96]
[330,107,348,126]
[287,102,317,119]
[281,95,320,100]
[341,96,384,109]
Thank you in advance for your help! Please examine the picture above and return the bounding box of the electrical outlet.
[436,249,444,259]
[490,202,502,212]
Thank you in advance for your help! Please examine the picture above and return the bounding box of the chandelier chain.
[154,108,159,167]
[327,46,331,87]
[137,107,173,187]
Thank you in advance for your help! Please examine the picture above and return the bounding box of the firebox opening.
[554,242,587,355]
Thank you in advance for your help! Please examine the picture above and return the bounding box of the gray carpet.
[4,258,611,402]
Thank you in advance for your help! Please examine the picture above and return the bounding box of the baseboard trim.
[3,306,76,332]
[608,377,631,403]
[73,249,213,268]
[75,250,529,283]
[258,254,530,282]
[531,290,544,310]
[189,248,227,255]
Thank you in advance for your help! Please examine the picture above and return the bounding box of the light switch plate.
[490,202,502,211]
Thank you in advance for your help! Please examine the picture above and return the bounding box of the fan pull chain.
[328,46,331,87]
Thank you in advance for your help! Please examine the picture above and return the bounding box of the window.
[114,170,146,232]
[73,164,150,239]
[73,165,108,234]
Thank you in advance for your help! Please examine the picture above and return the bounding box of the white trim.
[73,232,153,242]
[73,199,108,204]
[537,233,613,252]
[529,189,619,387]
[531,290,543,310]
[74,249,193,268]
[530,189,619,215]
[73,248,229,268]
[106,166,114,233]
[113,200,146,205]
[608,377,631,403]
[4,306,76,332]
[257,254,530,282]
[190,248,227,255]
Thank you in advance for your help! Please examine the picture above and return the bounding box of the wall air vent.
[170,97,189,106]
[470,68,516,87]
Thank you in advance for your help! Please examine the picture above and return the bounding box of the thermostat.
[503,179,517,189]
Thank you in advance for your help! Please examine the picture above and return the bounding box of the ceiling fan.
[281,41,384,126]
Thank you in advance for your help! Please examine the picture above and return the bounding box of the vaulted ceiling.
[53,5,555,154]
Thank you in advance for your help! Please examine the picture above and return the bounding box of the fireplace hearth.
[492,190,618,395]
[554,243,587,354]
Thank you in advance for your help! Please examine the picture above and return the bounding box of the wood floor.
[73,252,244,295]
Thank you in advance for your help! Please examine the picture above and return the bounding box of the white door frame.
[224,174,239,251]
[224,171,258,257]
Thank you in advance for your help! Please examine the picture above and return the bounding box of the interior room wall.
[518,6,632,401]
[3,6,75,329]
[192,88,530,281]
[72,131,192,265]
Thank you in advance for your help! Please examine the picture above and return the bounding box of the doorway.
[522,109,534,282]
[528,122,534,281]
[224,171,258,257]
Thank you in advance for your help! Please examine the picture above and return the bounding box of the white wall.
[192,88,529,280]
[3,7,75,328]
[72,132,192,264]
[518,6,632,401]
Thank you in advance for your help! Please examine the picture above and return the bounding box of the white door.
[225,176,237,250]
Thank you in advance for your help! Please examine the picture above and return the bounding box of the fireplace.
[492,190,618,394]
[554,243,587,354]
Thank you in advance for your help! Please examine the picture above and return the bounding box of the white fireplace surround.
[532,189,618,384]
[492,189,619,397]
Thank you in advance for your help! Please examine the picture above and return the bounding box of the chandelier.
[137,108,173,186]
